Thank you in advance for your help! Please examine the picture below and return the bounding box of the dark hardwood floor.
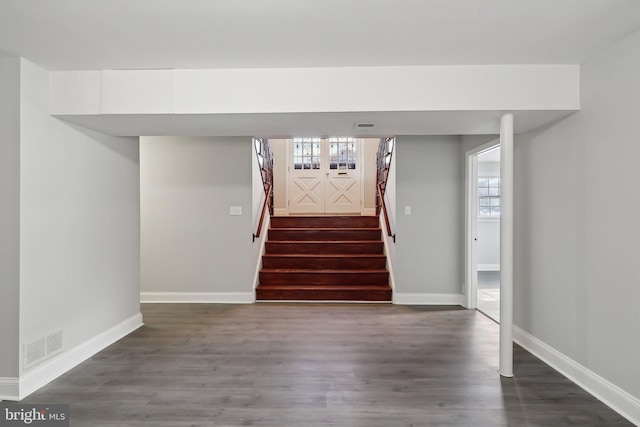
[21,304,632,426]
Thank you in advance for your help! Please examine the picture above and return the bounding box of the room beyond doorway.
[465,141,501,322]
[476,146,501,322]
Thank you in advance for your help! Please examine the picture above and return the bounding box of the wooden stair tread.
[266,240,384,244]
[269,227,381,231]
[270,216,380,229]
[271,216,377,219]
[262,254,386,258]
[268,228,382,241]
[256,284,392,301]
[265,241,384,255]
[260,268,388,273]
[257,284,391,290]
[261,253,387,270]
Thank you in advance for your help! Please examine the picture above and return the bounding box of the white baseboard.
[274,208,288,216]
[362,207,376,216]
[0,377,19,401]
[381,232,396,291]
[140,292,254,304]
[513,326,640,426]
[478,264,500,271]
[393,293,464,305]
[19,312,143,400]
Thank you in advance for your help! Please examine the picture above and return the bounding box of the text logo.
[0,404,69,426]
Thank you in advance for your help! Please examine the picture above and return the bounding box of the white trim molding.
[380,216,396,291]
[140,292,254,304]
[274,208,288,216]
[393,293,464,305]
[513,326,640,426]
[478,264,500,271]
[0,377,19,401]
[362,207,376,216]
[19,312,143,400]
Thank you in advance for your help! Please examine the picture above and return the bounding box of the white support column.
[499,113,514,378]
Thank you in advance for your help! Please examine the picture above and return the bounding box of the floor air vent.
[24,331,63,369]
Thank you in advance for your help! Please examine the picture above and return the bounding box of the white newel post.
[499,113,514,378]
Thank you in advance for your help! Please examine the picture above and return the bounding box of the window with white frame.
[328,137,356,170]
[478,177,501,217]
[292,138,321,169]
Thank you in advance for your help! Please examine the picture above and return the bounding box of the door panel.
[288,139,361,214]
[326,140,360,214]
[326,174,359,213]
[290,174,324,214]
[289,140,324,214]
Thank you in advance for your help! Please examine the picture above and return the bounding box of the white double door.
[288,138,362,215]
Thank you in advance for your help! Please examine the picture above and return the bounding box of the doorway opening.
[289,137,361,215]
[465,141,501,322]
[268,137,381,216]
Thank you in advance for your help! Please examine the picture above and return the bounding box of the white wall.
[50,65,580,116]
[0,57,21,380]
[270,139,288,214]
[18,59,141,384]
[252,139,265,234]
[140,136,254,298]
[382,138,397,286]
[514,29,640,406]
[461,135,500,154]
[394,136,463,297]
[477,160,500,269]
[362,138,379,215]
[477,220,500,269]
[251,138,268,289]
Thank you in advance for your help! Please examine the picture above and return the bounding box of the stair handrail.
[253,138,274,242]
[378,182,395,243]
[376,138,396,243]
[253,182,272,242]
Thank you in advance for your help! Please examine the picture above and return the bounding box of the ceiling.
[2,0,639,136]
[479,146,501,162]
[57,110,573,138]
[1,0,640,71]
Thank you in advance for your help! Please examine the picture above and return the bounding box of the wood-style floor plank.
[21,304,633,426]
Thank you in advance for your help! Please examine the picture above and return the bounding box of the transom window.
[293,139,320,169]
[479,177,501,217]
[329,140,357,170]
[292,137,358,170]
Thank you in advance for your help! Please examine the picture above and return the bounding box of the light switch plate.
[230,206,243,216]
[404,206,411,215]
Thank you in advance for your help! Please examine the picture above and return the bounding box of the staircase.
[256,216,392,301]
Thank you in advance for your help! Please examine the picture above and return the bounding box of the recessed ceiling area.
[56,110,574,138]
[1,0,640,71]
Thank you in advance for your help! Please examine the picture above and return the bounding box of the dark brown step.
[262,254,387,270]
[259,269,389,286]
[256,284,392,301]
[270,216,379,229]
[268,228,381,242]
[265,241,384,255]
